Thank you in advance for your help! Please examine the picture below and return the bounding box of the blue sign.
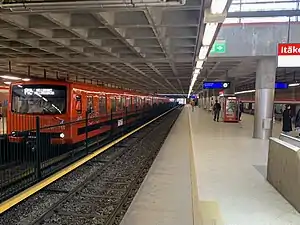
[275,82,288,89]
[203,81,230,89]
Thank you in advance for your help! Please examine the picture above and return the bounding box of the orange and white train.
[6,79,169,145]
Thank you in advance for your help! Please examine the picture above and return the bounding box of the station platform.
[120,107,194,225]
[120,106,300,225]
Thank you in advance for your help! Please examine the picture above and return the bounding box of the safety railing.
[0,102,178,202]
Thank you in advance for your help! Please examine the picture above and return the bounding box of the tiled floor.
[190,107,300,225]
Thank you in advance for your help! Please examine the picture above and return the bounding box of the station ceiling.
[0,0,209,94]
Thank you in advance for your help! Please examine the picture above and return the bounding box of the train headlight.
[59,133,65,138]
[12,131,16,137]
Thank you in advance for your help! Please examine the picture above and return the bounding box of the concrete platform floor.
[190,107,300,225]
[120,108,194,225]
[120,106,300,225]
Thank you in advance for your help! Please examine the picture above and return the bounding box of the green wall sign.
[210,41,226,54]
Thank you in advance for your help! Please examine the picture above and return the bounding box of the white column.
[253,57,276,139]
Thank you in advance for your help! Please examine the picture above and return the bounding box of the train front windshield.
[11,84,66,114]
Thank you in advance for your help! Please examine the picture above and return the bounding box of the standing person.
[282,104,292,134]
[191,100,195,112]
[213,100,221,122]
[239,101,244,121]
[295,108,300,136]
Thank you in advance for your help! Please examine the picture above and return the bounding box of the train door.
[126,96,131,112]
[133,97,137,112]
[121,96,126,112]
[87,95,94,116]
[116,95,122,113]
[99,95,107,116]
[111,96,116,114]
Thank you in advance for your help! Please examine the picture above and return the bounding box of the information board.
[202,81,230,89]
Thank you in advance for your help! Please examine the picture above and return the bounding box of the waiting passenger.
[282,104,292,134]
[295,109,300,136]
[191,100,195,112]
[213,100,221,122]
[239,102,244,121]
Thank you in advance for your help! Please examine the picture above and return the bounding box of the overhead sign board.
[275,82,288,89]
[203,81,230,89]
[277,43,300,67]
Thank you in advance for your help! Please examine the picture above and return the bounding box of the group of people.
[282,105,300,135]
[190,99,300,134]
[212,100,243,122]
[190,99,244,122]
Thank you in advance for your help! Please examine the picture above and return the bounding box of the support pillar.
[253,57,276,139]
[206,90,210,110]
[199,93,203,108]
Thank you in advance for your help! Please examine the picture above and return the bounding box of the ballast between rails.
[0,105,179,215]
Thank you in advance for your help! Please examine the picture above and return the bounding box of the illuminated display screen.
[275,82,288,89]
[203,81,230,89]
[24,88,55,95]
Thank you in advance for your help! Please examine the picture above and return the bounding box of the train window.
[126,97,131,111]
[121,96,125,109]
[132,97,136,106]
[137,97,141,108]
[75,95,82,114]
[99,96,106,114]
[87,96,93,114]
[117,97,122,111]
[111,97,116,112]
[11,84,67,114]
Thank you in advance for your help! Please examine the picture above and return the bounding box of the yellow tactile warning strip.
[0,107,177,215]
[187,108,224,225]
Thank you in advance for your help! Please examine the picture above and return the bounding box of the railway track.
[0,108,154,202]
[0,107,182,225]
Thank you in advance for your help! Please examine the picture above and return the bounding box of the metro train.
[6,79,170,145]
[239,98,300,120]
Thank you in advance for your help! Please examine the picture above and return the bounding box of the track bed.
[0,107,181,225]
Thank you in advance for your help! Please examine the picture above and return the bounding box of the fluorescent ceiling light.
[234,89,255,95]
[0,75,21,80]
[289,83,300,87]
[198,46,209,60]
[22,78,30,81]
[4,81,11,85]
[194,68,200,74]
[211,0,228,14]
[202,23,218,46]
[196,60,204,68]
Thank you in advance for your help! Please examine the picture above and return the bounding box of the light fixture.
[289,83,300,87]
[211,0,228,14]
[0,75,21,80]
[202,23,218,46]
[194,68,200,74]
[4,81,11,85]
[234,89,255,95]
[198,46,209,60]
[196,60,204,69]
[22,78,30,81]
